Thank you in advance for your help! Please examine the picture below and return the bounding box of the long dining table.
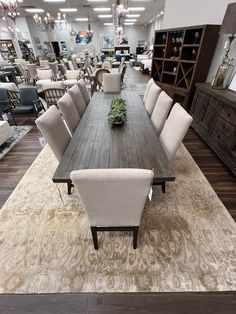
[52,91,175,188]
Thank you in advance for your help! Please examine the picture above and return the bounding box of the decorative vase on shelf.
[212,57,234,89]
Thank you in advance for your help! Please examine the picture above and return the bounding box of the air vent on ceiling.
[82,5,92,8]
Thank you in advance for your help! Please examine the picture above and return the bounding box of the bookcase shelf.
[151,24,220,111]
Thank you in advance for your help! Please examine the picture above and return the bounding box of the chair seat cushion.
[12,105,34,114]
[36,79,52,87]
[63,80,78,87]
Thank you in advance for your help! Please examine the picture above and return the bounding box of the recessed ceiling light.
[104,22,113,25]
[126,14,140,18]
[59,8,78,12]
[125,19,137,22]
[124,23,135,25]
[43,0,66,2]
[98,14,112,18]
[75,18,88,21]
[93,8,111,11]
[25,8,45,13]
[128,7,145,11]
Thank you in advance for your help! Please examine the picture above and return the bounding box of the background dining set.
[0,55,127,123]
[33,73,193,251]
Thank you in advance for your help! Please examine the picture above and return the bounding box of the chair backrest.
[102,60,112,70]
[67,84,86,116]
[150,91,173,135]
[44,88,65,107]
[160,103,193,162]
[39,59,49,68]
[103,73,121,93]
[16,63,27,78]
[0,82,18,92]
[0,88,9,106]
[95,68,110,87]
[49,62,58,77]
[77,79,91,106]
[41,80,64,91]
[143,78,154,103]
[144,83,161,116]
[68,60,75,70]
[65,70,81,80]
[37,69,53,80]
[57,93,80,135]
[19,87,39,107]
[35,105,71,161]
[71,59,79,70]
[70,168,154,227]
[26,64,37,80]
[58,63,67,76]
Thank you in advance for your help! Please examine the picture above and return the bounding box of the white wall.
[163,0,232,29]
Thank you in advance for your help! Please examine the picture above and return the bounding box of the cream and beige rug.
[0,144,236,293]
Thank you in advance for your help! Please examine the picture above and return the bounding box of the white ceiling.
[17,0,165,24]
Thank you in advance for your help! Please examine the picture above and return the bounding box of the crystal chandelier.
[116,0,128,18]
[33,12,67,32]
[0,0,20,23]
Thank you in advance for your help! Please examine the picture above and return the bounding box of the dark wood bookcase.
[151,25,220,111]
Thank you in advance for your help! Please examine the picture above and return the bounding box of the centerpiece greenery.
[108,98,127,128]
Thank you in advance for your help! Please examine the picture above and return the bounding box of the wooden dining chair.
[57,93,81,135]
[67,84,86,117]
[143,78,154,102]
[144,83,161,116]
[95,68,110,91]
[70,168,154,250]
[35,105,72,195]
[150,91,173,135]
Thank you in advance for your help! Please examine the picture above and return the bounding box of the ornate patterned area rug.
[0,144,236,293]
[0,125,33,160]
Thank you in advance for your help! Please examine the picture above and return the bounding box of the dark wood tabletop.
[53,91,175,184]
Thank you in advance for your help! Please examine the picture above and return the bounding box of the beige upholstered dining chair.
[143,78,154,102]
[35,105,72,195]
[63,70,81,88]
[159,103,193,162]
[144,83,161,116]
[103,73,121,93]
[70,168,154,250]
[57,93,81,135]
[67,84,86,117]
[35,69,54,89]
[39,59,49,68]
[77,79,91,106]
[150,91,173,135]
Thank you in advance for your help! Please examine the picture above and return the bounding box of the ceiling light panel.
[104,23,113,25]
[126,14,140,17]
[25,9,45,13]
[87,0,108,2]
[93,8,111,12]
[124,23,135,25]
[125,19,137,22]
[59,8,78,12]
[43,0,66,2]
[128,7,145,11]
[98,14,112,18]
[75,18,88,21]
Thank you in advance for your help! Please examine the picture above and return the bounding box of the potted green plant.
[108,98,127,128]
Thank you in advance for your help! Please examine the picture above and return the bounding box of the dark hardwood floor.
[0,66,235,313]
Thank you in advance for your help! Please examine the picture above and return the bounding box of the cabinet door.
[201,97,218,129]
[191,89,208,122]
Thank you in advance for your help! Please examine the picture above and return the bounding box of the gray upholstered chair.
[57,93,80,135]
[144,83,161,116]
[70,168,154,250]
[77,79,91,106]
[41,80,65,91]
[150,91,173,135]
[67,84,86,117]
[35,105,72,194]
[159,103,193,162]
[35,69,53,89]
[63,70,81,88]
[103,73,121,93]
[143,78,154,102]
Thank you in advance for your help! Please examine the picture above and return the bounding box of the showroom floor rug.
[0,125,33,160]
[0,144,236,293]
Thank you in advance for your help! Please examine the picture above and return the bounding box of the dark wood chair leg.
[133,226,139,249]
[161,182,166,193]
[91,226,99,250]
[67,182,73,195]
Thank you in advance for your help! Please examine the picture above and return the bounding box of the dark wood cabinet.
[151,25,220,111]
[191,83,236,175]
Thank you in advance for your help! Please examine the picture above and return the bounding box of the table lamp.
[220,2,236,58]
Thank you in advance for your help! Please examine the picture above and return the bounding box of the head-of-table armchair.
[70,168,154,250]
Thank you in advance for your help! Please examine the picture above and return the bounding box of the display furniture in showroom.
[151,25,220,111]
[191,83,236,175]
